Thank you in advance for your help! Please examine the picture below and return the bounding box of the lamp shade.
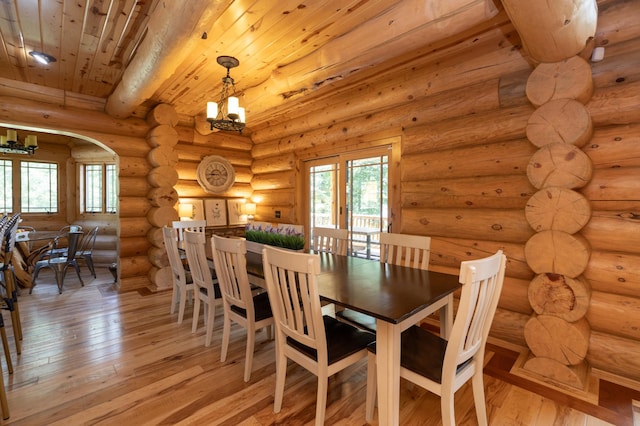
[178,203,194,219]
[243,203,256,215]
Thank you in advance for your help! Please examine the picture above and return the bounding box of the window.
[21,161,58,213]
[81,163,117,214]
[0,160,12,213]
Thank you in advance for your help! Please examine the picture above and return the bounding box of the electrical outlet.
[275,210,281,218]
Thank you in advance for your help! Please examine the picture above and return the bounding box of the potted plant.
[245,223,305,252]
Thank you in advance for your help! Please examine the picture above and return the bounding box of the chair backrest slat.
[162,226,188,286]
[311,227,348,256]
[263,247,323,352]
[183,230,214,292]
[379,232,431,270]
[445,250,506,371]
[211,235,252,312]
[172,220,206,244]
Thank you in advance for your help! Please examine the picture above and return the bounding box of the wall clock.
[196,155,235,194]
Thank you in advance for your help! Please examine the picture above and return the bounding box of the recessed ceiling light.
[29,51,57,65]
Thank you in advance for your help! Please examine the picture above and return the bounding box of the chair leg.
[273,350,287,413]
[315,374,328,426]
[170,284,178,315]
[0,317,12,375]
[244,324,255,382]
[365,351,376,422]
[85,255,96,278]
[472,369,488,426]
[220,313,231,362]
[191,296,201,334]
[177,286,188,324]
[72,262,84,287]
[440,389,456,426]
[0,359,8,420]
[204,302,215,347]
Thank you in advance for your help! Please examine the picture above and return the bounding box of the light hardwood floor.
[0,268,626,425]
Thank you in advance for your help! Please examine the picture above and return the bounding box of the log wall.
[248,0,640,383]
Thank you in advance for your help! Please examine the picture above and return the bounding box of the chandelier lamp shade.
[206,56,246,133]
[0,129,38,155]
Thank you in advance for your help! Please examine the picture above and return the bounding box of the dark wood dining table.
[244,249,461,426]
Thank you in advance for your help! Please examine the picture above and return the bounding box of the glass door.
[306,146,390,258]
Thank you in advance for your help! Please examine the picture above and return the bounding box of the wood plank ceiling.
[0,0,514,134]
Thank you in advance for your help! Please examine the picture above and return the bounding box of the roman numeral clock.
[196,155,235,193]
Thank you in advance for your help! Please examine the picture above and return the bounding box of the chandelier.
[0,129,38,155]
[206,56,246,133]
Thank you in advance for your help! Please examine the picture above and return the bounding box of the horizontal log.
[0,95,149,138]
[175,126,253,152]
[402,208,533,244]
[403,105,534,155]
[255,207,297,225]
[70,144,117,161]
[587,79,640,126]
[119,275,151,292]
[249,189,296,208]
[252,78,502,144]
[498,277,533,315]
[148,247,169,268]
[173,180,253,198]
[583,250,640,298]
[402,175,535,210]
[119,177,150,197]
[586,290,640,341]
[119,197,153,218]
[588,331,640,382]
[119,156,152,178]
[501,1,596,63]
[402,138,537,181]
[430,237,532,280]
[81,132,150,157]
[147,227,165,249]
[174,142,252,166]
[582,123,640,168]
[581,211,640,255]
[251,171,296,191]
[119,236,152,258]
[252,154,297,174]
[175,161,252,184]
[119,217,152,238]
[489,307,529,347]
[591,39,640,88]
[581,167,640,201]
[119,255,152,279]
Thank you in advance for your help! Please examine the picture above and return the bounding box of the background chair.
[162,226,193,324]
[365,250,506,425]
[75,226,99,278]
[211,235,273,382]
[337,232,432,332]
[171,220,207,247]
[311,227,349,256]
[183,230,222,347]
[30,230,84,294]
[262,246,375,426]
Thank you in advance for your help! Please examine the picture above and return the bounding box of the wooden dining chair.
[262,246,376,426]
[183,230,222,347]
[171,220,206,247]
[337,232,432,332]
[365,250,506,425]
[162,226,193,324]
[311,227,349,256]
[211,235,274,382]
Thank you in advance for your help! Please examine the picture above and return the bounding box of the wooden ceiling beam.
[105,0,225,119]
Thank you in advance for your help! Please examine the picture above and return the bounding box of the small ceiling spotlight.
[29,51,57,65]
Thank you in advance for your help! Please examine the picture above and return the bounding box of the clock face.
[196,155,235,193]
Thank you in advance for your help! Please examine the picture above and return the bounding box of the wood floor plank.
[0,269,633,425]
